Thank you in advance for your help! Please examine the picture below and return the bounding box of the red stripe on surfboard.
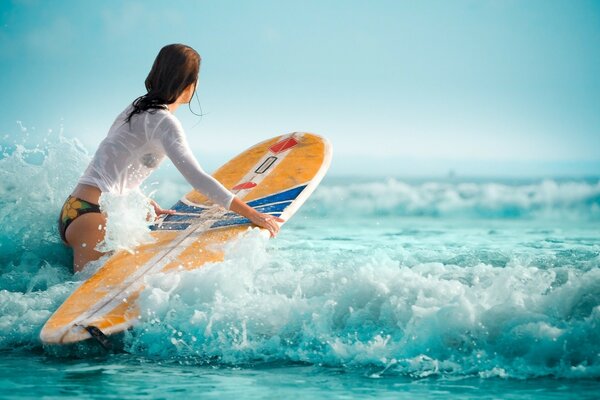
[232,181,257,191]
[269,137,298,154]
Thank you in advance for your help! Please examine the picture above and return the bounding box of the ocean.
[0,133,599,399]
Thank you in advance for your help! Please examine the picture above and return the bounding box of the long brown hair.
[126,44,200,122]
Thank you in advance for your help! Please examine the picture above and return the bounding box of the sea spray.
[0,282,75,350]
[0,128,92,350]
[0,132,89,266]
[96,190,156,253]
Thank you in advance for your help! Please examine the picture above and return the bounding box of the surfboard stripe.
[269,137,298,154]
[232,181,258,191]
[171,202,207,213]
[156,201,294,231]
[253,202,292,213]
[152,222,191,231]
[210,213,282,228]
[246,185,307,207]
[161,214,202,222]
[152,185,305,231]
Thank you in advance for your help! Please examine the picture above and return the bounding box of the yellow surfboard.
[41,132,331,345]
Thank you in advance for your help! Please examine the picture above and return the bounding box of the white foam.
[96,190,156,253]
[122,230,600,379]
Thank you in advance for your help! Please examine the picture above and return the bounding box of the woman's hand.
[229,197,285,237]
[248,212,285,238]
[149,199,176,219]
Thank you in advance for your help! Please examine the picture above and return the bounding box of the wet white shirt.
[78,105,235,209]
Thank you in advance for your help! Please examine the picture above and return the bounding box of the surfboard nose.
[39,323,64,344]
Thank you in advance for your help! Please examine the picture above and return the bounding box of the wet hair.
[126,44,200,122]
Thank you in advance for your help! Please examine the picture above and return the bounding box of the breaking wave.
[310,178,600,220]
[124,230,600,379]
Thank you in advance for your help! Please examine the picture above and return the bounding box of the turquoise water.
[1,133,599,398]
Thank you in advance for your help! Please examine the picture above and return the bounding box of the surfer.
[58,44,283,272]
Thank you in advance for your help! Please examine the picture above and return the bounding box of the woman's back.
[79,106,178,194]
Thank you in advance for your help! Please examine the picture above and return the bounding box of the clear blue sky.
[1,0,599,176]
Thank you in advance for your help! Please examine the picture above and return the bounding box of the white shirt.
[78,105,235,209]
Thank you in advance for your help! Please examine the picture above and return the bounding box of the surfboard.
[40,132,331,345]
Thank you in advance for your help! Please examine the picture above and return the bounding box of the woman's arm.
[158,116,284,236]
[159,121,236,210]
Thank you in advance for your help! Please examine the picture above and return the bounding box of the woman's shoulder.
[154,109,183,130]
[126,105,181,128]
[114,102,184,138]
[140,108,184,142]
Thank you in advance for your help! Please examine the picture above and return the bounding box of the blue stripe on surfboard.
[150,222,191,231]
[203,201,291,229]
[169,185,304,213]
[218,201,292,219]
[152,210,285,231]
[161,213,202,223]
[158,201,291,227]
[254,201,291,214]
[151,186,305,231]
[210,213,282,228]
[210,217,250,228]
[170,201,207,214]
[246,185,306,207]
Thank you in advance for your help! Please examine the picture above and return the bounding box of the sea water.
[0,131,599,399]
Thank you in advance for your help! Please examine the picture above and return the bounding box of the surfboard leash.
[83,325,114,352]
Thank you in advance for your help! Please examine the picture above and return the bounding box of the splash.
[96,190,156,253]
[0,126,89,349]
[0,130,89,266]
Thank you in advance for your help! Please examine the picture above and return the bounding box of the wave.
[2,227,597,379]
[308,178,600,220]
[0,132,598,379]
[123,231,600,379]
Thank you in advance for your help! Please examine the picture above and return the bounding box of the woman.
[59,44,283,272]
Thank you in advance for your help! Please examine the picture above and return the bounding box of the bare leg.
[65,212,107,272]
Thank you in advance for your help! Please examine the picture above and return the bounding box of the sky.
[1,0,599,176]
